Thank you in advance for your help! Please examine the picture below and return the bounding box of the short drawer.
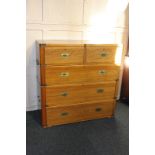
[85,65,119,83]
[46,100,114,127]
[45,47,84,65]
[44,82,116,107]
[86,46,117,64]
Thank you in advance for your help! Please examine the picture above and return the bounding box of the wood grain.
[44,65,119,85]
[40,44,45,65]
[40,66,46,86]
[83,82,116,102]
[86,46,117,64]
[45,47,84,65]
[46,84,85,107]
[45,65,85,85]
[38,41,122,128]
[85,65,119,83]
[45,82,116,107]
[41,87,47,127]
[37,40,118,47]
[46,100,114,127]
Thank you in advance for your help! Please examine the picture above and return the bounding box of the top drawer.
[86,46,117,64]
[44,47,84,65]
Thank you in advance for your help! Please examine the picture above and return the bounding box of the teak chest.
[37,40,123,128]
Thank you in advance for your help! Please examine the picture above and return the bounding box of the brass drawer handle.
[60,72,70,77]
[100,52,108,57]
[61,53,70,58]
[98,70,107,75]
[95,108,102,112]
[60,92,68,97]
[96,88,104,93]
[61,112,69,116]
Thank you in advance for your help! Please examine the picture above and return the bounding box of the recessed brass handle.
[60,92,68,97]
[96,108,102,112]
[100,51,108,57]
[98,70,107,75]
[61,112,69,116]
[60,72,70,77]
[96,88,104,93]
[61,53,70,58]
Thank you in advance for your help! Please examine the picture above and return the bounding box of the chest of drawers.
[38,40,123,128]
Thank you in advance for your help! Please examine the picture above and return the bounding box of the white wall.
[26,0,129,111]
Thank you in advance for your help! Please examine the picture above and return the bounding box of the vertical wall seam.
[42,0,44,22]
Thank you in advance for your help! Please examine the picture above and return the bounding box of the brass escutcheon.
[60,92,68,97]
[61,52,70,58]
[96,88,104,93]
[100,51,108,57]
[60,72,70,77]
[61,112,69,116]
[95,108,102,112]
[98,70,107,75]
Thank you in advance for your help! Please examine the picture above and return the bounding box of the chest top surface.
[37,40,118,47]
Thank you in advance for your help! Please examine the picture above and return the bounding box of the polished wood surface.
[38,40,123,127]
[43,65,119,85]
[45,47,84,65]
[37,40,118,47]
[83,82,116,102]
[85,65,119,83]
[86,46,117,64]
[46,100,114,127]
[45,82,116,107]
[46,84,85,107]
[41,87,47,127]
[40,45,45,65]
[40,66,46,85]
[44,65,85,85]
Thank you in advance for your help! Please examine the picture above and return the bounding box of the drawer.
[45,47,84,65]
[85,65,119,83]
[86,46,117,64]
[46,100,114,127]
[44,82,116,107]
[41,65,119,85]
[43,66,85,85]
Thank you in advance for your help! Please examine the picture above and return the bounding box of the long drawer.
[41,65,119,85]
[46,100,115,127]
[44,46,84,65]
[44,82,116,107]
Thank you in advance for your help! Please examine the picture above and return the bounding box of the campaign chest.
[38,40,122,128]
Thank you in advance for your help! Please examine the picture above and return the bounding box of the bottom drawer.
[46,100,115,127]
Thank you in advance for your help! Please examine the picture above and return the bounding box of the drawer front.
[45,47,84,65]
[86,46,117,64]
[85,65,119,83]
[44,66,85,85]
[42,65,119,85]
[45,82,116,107]
[46,100,114,127]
